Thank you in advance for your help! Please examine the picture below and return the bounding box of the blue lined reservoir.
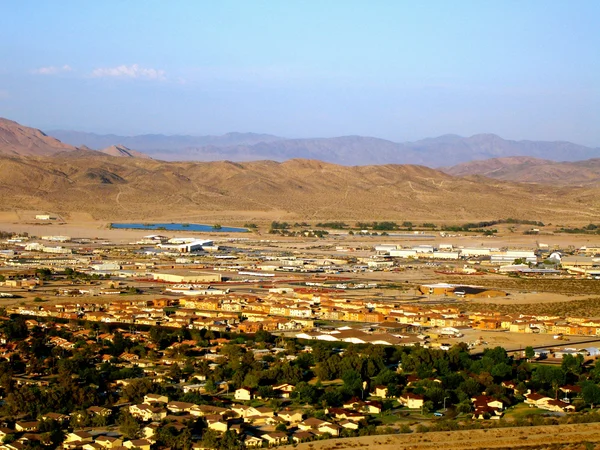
[110,223,248,232]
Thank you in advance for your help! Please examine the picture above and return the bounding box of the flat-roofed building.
[152,270,222,283]
[157,239,213,253]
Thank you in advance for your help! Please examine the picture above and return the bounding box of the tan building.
[152,271,222,283]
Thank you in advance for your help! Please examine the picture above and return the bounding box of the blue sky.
[1,0,599,145]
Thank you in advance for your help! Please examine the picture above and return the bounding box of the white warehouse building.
[157,239,213,253]
[490,250,537,264]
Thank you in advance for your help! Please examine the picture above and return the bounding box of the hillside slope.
[0,153,598,222]
[445,157,600,185]
[100,145,152,159]
[0,118,78,156]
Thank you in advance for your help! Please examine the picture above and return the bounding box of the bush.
[399,424,413,433]
[416,424,429,433]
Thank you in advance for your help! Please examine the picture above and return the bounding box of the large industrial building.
[157,239,213,253]
[490,250,537,264]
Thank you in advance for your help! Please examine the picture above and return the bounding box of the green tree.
[342,369,363,396]
[562,354,584,375]
[204,379,217,394]
[291,382,319,404]
[491,362,513,380]
[117,411,140,439]
[524,346,535,360]
[533,365,566,395]
[156,425,192,450]
[582,383,600,408]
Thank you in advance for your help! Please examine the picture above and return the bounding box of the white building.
[490,250,536,264]
[389,249,418,258]
[41,236,71,242]
[422,251,460,260]
[413,245,434,253]
[157,239,213,253]
[460,248,492,257]
[375,244,398,253]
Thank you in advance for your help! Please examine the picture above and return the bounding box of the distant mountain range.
[48,129,599,167]
[49,129,283,152]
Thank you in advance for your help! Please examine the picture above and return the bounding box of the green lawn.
[503,403,551,420]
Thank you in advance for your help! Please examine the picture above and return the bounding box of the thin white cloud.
[91,64,166,81]
[32,65,73,75]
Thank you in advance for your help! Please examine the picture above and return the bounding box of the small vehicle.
[433,412,444,417]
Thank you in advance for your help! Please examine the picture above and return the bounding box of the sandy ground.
[473,292,594,305]
[0,211,599,248]
[283,422,600,450]
[454,329,576,353]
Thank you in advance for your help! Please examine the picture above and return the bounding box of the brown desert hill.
[0,117,79,156]
[445,156,600,185]
[99,144,152,159]
[443,156,550,177]
[0,152,599,222]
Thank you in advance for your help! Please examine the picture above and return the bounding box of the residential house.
[373,385,389,398]
[298,418,331,431]
[261,432,288,446]
[0,428,15,442]
[273,383,295,398]
[143,394,169,404]
[364,400,383,414]
[291,431,315,443]
[82,443,104,450]
[399,393,424,409]
[166,401,196,414]
[277,410,304,424]
[64,431,93,445]
[129,404,167,422]
[243,436,263,448]
[39,412,69,424]
[541,399,576,413]
[94,436,123,449]
[14,422,39,433]
[189,404,230,418]
[524,391,553,407]
[123,440,151,450]
[317,423,342,436]
[234,387,255,401]
[471,395,504,411]
[206,416,229,433]
[87,406,112,417]
[339,420,359,430]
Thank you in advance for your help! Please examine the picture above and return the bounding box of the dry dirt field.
[283,423,600,450]
[0,210,599,245]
